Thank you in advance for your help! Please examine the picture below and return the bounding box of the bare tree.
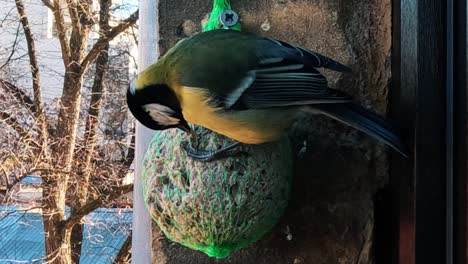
[0,1,138,263]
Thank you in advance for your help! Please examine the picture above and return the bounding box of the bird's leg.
[182,141,243,162]
[189,127,199,148]
[180,125,245,161]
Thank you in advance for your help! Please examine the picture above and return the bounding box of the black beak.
[177,120,191,134]
[178,120,199,147]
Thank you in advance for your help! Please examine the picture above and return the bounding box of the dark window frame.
[378,0,468,263]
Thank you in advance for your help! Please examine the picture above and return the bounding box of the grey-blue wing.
[219,35,353,110]
[230,61,351,110]
[174,30,352,110]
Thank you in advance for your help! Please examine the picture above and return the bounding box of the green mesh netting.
[203,0,241,31]
[142,1,290,258]
[142,127,293,258]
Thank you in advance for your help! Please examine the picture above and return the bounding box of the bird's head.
[126,79,191,133]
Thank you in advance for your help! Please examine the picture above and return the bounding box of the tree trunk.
[71,45,109,262]
[113,234,132,264]
[71,223,83,264]
[43,176,72,264]
[70,1,111,259]
[45,73,83,264]
[55,71,84,169]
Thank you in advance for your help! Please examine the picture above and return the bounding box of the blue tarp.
[20,176,43,184]
[0,206,132,264]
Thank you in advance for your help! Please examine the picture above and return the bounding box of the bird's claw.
[182,141,243,162]
[189,127,199,148]
[181,126,245,161]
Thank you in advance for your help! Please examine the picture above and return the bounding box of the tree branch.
[76,0,95,26]
[67,0,93,64]
[64,184,133,229]
[113,233,131,264]
[40,0,53,10]
[121,130,135,168]
[80,10,139,73]
[51,0,72,66]
[0,174,27,196]
[0,22,21,70]
[15,0,50,158]
[0,168,61,196]
[0,111,28,138]
[0,79,37,115]
[15,0,43,112]
[0,115,42,154]
[65,0,82,64]
[65,0,80,30]
[71,5,112,258]
[29,168,71,175]
[74,0,111,204]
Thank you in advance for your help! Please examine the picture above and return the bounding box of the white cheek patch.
[143,103,180,125]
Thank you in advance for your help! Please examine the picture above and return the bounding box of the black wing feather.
[227,36,352,109]
[181,30,353,110]
[230,59,351,110]
[312,103,408,156]
[273,39,352,72]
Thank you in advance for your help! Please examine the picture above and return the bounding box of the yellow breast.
[178,87,295,144]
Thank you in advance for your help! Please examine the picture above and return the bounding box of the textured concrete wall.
[152,0,391,263]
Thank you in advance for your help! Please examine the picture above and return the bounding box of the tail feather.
[311,103,408,157]
[298,47,352,73]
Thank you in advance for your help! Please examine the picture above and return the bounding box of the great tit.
[127,29,407,160]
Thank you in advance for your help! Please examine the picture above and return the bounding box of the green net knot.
[198,243,233,258]
[203,0,241,31]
